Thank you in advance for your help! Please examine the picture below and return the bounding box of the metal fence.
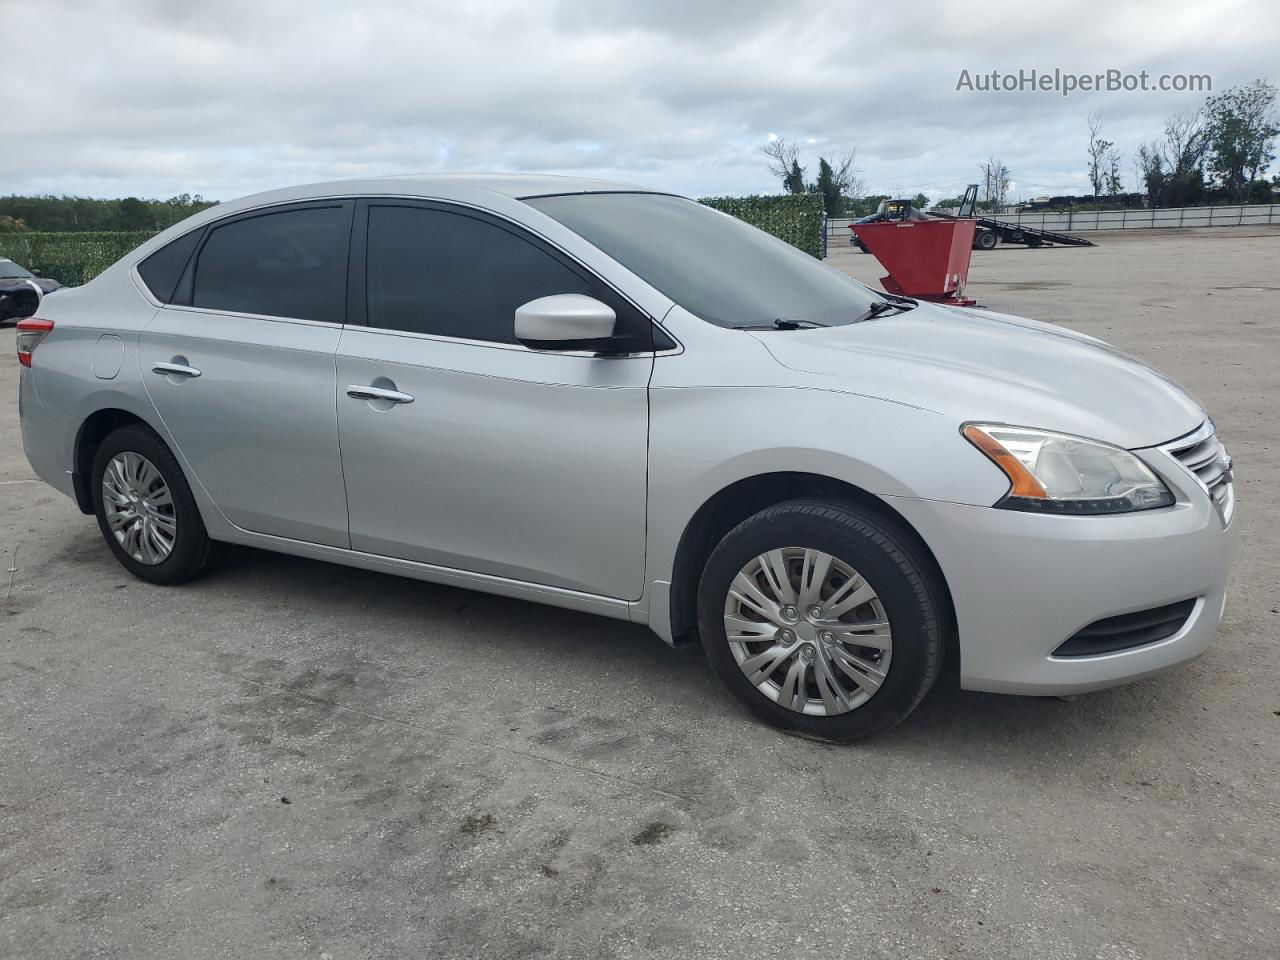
[827,204,1280,239]
[982,204,1280,232]
[826,203,1280,239]
[825,218,854,240]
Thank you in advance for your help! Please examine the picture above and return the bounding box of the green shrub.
[700,193,826,258]
[0,231,153,286]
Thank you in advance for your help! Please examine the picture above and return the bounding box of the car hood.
[753,302,1205,449]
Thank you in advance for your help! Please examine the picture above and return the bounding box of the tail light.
[16,317,54,368]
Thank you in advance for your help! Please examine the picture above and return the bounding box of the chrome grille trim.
[1178,438,1219,471]
[1162,421,1234,525]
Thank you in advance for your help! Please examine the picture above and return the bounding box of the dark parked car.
[0,258,61,323]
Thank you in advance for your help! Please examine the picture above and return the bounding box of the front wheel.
[91,424,217,584]
[697,500,945,741]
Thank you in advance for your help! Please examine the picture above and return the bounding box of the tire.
[975,231,997,250]
[91,424,217,585]
[697,499,945,742]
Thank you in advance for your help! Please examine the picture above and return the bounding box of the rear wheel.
[91,425,217,584]
[975,230,997,250]
[697,500,945,741]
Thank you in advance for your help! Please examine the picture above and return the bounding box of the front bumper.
[886,448,1235,695]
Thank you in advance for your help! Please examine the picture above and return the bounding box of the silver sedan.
[17,175,1235,740]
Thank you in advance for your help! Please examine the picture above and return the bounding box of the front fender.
[643,383,1008,604]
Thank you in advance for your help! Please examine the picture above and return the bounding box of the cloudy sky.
[4,0,1277,204]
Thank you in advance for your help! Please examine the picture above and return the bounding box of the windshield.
[524,192,883,328]
[0,258,34,279]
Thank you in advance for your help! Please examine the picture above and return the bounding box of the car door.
[335,199,654,599]
[139,201,352,548]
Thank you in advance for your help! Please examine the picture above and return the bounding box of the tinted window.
[193,206,347,323]
[526,193,881,329]
[138,229,201,302]
[366,205,593,343]
[0,258,34,279]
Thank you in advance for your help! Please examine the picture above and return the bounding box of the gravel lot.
[2,227,1277,960]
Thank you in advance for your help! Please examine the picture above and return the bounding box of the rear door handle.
[152,361,201,378]
[346,384,414,404]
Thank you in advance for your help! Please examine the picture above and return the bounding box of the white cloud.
[2,0,1276,202]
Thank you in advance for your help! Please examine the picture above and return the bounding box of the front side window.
[192,205,348,323]
[526,192,883,329]
[365,205,595,344]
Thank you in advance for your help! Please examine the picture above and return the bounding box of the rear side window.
[365,205,594,344]
[192,205,348,323]
[138,229,201,303]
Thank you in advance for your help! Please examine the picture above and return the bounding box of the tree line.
[765,78,1277,215]
[0,194,217,233]
[1124,78,1278,206]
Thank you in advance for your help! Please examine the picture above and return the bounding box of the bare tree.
[1162,108,1209,176]
[827,150,865,202]
[1104,145,1124,195]
[1135,141,1165,202]
[760,138,806,194]
[1087,111,1114,197]
[978,157,1011,212]
[1131,152,1147,200]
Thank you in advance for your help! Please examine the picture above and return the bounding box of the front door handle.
[346,384,415,404]
[152,361,201,379]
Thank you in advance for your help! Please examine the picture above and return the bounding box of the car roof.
[164,173,670,235]
[369,172,657,199]
[222,173,663,211]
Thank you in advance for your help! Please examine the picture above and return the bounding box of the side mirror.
[515,294,617,352]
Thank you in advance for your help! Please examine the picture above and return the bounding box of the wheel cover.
[723,547,893,716]
[101,452,177,565]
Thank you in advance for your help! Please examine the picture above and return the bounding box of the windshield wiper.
[737,318,824,331]
[855,300,916,323]
[739,301,915,330]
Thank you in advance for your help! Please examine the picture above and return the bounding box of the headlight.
[962,423,1175,514]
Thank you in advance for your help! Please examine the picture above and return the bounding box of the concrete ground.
[2,227,1277,960]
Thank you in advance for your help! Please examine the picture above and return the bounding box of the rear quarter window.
[137,229,202,303]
